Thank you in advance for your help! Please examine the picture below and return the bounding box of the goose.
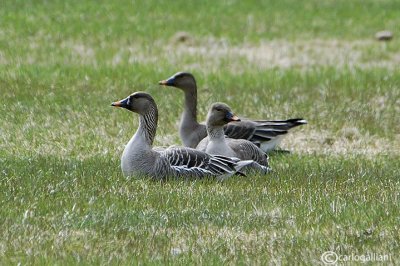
[111,91,253,180]
[197,102,270,172]
[158,72,307,152]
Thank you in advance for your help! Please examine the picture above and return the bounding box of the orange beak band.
[230,115,240,122]
[111,97,129,108]
[226,112,241,122]
[111,101,122,107]
[158,76,175,86]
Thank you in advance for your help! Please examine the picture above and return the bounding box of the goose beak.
[158,77,174,86]
[226,112,240,122]
[111,97,129,109]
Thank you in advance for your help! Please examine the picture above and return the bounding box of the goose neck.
[138,106,158,146]
[207,125,225,141]
[183,88,198,123]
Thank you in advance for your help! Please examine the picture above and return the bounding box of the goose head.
[207,102,240,127]
[158,72,196,91]
[111,91,156,115]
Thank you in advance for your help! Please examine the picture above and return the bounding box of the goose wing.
[227,139,269,166]
[160,147,240,178]
[223,120,257,140]
[223,118,307,150]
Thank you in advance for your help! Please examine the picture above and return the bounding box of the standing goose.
[111,92,251,179]
[159,72,307,152]
[197,102,270,173]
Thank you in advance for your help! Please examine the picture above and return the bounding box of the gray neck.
[121,105,159,177]
[181,86,198,125]
[207,125,226,141]
[138,106,158,146]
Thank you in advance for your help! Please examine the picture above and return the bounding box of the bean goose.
[111,91,253,179]
[158,72,307,152]
[197,102,270,173]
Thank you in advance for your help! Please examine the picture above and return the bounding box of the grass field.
[1,0,399,264]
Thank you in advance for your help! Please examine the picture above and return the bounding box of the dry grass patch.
[2,36,399,72]
[281,129,400,156]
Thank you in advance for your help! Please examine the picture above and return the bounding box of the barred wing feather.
[161,147,238,178]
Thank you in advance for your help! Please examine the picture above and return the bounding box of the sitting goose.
[197,102,270,173]
[111,92,252,179]
[159,72,307,152]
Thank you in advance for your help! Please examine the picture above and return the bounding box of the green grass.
[1,155,399,264]
[1,0,399,264]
